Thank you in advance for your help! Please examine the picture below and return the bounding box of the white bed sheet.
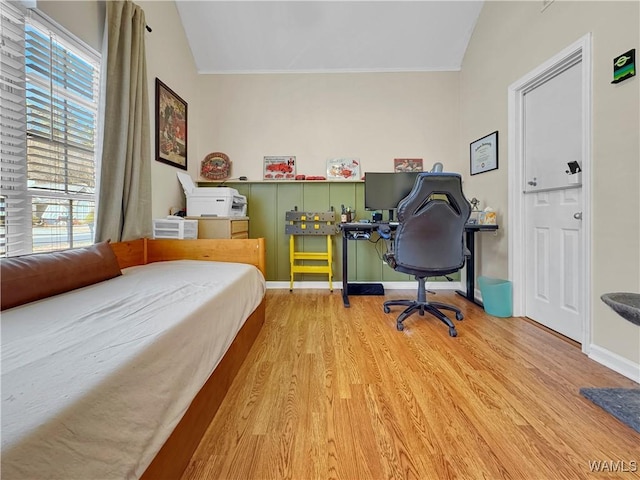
[1,260,265,480]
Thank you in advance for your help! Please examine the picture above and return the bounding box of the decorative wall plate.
[201,152,230,180]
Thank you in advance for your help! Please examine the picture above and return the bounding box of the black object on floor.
[579,387,640,433]
[347,283,384,296]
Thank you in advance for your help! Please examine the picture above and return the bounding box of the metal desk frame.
[338,222,498,308]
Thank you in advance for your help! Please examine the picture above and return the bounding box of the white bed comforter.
[1,260,265,480]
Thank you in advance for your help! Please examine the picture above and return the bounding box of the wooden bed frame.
[110,237,266,275]
[110,238,266,480]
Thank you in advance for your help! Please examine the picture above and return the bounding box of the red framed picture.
[155,78,187,170]
[263,156,296,180]
[394,158,423,172]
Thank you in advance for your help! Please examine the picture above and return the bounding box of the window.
[0,1,27,256]
[0,3,100,256]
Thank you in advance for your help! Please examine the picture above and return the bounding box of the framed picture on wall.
[470,131,498,175]
[155,78,188,170]
[263,156,296,180]
[326,158,360,180]
[394,158,423,172]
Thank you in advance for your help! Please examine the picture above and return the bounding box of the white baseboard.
[589,344,640,384]
[266,281,463,291]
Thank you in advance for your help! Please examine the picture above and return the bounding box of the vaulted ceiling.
[175,1,484,74]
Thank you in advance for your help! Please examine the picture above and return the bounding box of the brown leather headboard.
[1,240,122,311]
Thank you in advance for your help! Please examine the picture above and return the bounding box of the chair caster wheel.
[384,306,390,313]
[396,323,404,332]
[449,327,457,337]
[456,312,464,321]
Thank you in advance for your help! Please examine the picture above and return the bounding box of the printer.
[177,172,247,217]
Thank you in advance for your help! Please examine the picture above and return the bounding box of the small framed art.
[394,158,423,172]
[155,78,187,170]
[470,131,498,175]
[263,156,296,180]
[326,158,360,180]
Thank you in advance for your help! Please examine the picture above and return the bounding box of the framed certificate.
[470,131,498,175]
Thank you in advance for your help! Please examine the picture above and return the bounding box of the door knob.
[527,177,537,186]
[573,212,582,220]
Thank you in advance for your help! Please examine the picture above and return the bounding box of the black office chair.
[383,172,471,336]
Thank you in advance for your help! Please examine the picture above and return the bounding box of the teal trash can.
[478,276,513,317]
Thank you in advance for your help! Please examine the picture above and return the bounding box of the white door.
[509,35,591,345]
[524,188,583,340]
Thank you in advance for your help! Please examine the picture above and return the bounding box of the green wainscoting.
[203,181,457,283]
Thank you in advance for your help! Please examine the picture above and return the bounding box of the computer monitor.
[364,171,420,222]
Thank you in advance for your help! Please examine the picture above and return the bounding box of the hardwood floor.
[182,290,640,480]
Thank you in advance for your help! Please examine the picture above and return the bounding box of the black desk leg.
[341,232,350,307]
[456,229,484,308]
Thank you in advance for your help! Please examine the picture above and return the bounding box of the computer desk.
[338,222,498,307]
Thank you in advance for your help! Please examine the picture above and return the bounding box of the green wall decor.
[612,49,636,84]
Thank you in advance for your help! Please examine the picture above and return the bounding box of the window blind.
[0,1,28,256]
[0,4,100,256]
[25,23,98,194]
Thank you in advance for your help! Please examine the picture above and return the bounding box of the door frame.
[507,33,592,353]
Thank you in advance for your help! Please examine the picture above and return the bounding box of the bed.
[1,238,266,480]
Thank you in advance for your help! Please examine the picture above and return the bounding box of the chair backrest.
[393,172,471,276]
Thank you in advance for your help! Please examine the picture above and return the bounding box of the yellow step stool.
[285,209,337,291]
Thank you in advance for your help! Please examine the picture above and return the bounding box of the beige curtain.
[95,0,151,242]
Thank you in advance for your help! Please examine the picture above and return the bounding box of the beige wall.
[36,0,104,51]
[138,0,199,218]
[461,1,640,367]
[194,72,460,181]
